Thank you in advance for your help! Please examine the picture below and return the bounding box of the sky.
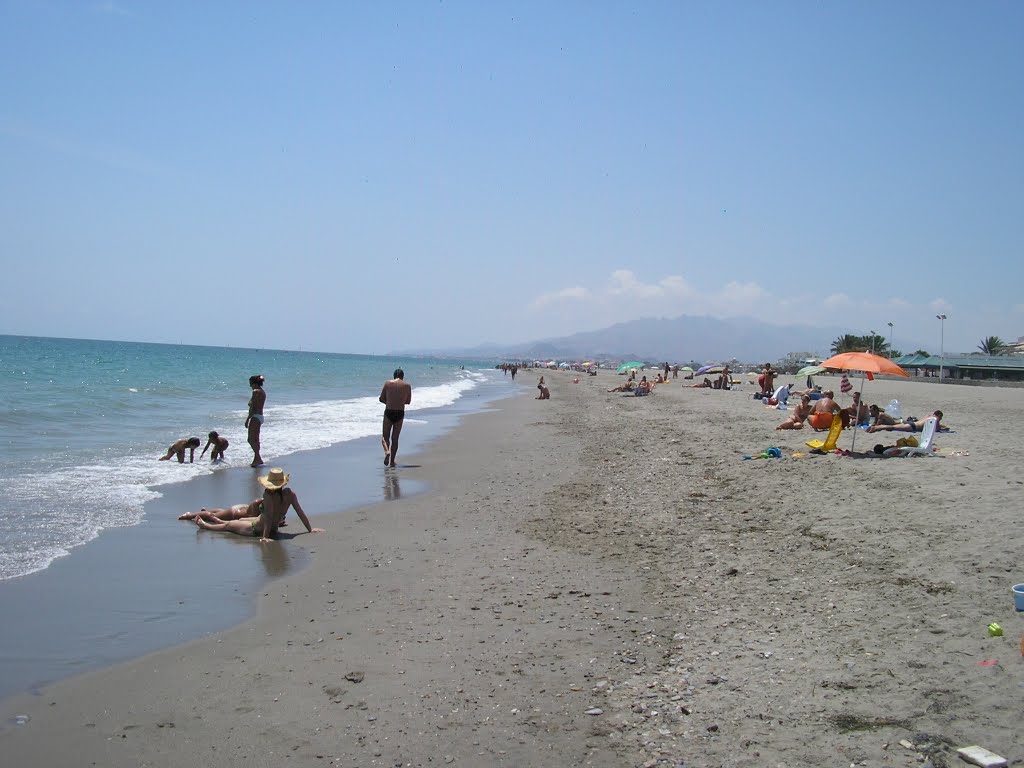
[1,1,1022,356]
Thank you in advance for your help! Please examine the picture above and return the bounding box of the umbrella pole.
[849,374,866,453]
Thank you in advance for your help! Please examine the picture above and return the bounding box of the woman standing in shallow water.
[246,374,266,467]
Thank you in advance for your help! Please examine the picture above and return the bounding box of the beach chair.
[895,417,937,457]
[806,414,842,452]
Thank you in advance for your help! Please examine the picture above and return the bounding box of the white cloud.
[607,270,691,299]
[529,285,590,310]
[929,298,952,313]
[823,293,854,310]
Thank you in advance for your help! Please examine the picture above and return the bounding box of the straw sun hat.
[258,468,290,490]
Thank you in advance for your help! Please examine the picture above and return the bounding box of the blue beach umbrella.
[696,364,723,375]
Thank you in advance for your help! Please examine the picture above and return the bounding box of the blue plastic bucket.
[1013,584,1024,611]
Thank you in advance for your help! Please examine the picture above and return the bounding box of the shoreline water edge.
[1,371,1021,767]
[0,340,519,698]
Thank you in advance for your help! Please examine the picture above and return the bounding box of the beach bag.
[896,436,919,448]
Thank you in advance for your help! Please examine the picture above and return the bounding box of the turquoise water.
[0,335,499,580]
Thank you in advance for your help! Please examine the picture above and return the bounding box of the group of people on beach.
[173,368,413,542]
[160,374,267,467]
[772,385,945,435]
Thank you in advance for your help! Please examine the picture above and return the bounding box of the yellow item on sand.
[806,414,842,452]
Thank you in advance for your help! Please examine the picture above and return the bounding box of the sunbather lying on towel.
[868,410,943,433]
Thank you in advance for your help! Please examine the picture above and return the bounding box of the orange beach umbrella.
[819,352,909,452]
[820,352,910,378]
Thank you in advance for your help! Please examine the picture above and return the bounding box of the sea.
[0,334,504,582]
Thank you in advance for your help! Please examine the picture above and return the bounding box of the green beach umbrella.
[796,365,827,378]
[678,366,694,372]
[616,361,645,373]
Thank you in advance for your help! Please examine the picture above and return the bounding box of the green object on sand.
[616,361,645,373]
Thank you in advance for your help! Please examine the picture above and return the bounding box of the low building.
[892,353,1024,382]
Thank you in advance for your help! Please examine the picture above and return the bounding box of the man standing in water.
[380,368,412,467]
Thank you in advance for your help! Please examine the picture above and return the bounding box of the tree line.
[830,334,1015,357]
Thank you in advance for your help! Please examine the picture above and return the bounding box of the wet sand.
[0,371,1021,767]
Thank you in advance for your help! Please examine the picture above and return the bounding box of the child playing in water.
[199,431,229,462]
[159,437,201,463]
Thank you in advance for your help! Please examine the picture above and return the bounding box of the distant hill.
[394,314,851,363]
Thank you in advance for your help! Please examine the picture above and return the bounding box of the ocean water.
[0,335,500,581]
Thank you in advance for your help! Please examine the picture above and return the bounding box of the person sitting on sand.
[868,404,897,428]
[159,437,201,463]
[776,395,813,429]
[536,384,550,399]
[199,431,229,462]
[691,377,713,388]
[637,376,653,394]
[868,410,944,433]
[608,380,636,393]
[719,367,731,390]
[843,392,869,427]
[812,390,840,415]
[193,469,323,543]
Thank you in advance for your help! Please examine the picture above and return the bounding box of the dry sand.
[1,371,1021,767]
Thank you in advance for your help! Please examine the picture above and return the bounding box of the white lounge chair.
[895,416,937,457]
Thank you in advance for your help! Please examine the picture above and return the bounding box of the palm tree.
[978,336,1006,355]
[913,349,930,357]
[830,335,861,354]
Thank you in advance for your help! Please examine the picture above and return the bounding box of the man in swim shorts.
[868,409,944,433]
[379,368,412,467]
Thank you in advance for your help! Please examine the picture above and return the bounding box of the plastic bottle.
[886,399,903,419]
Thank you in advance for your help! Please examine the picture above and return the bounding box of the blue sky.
[1,1,1021,356]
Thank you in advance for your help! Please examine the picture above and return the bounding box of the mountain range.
[396,314,856,364]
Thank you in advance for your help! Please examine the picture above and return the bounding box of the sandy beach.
[1,371,1021,767]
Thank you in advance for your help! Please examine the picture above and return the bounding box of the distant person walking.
[380,368,412,467]
[246,374,266,467]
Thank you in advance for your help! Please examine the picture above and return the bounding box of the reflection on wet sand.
[257,540,291,578]
[384,472,401,501]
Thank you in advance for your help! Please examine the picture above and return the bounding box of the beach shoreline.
[1,371,1021,767]
[0,374,514,699]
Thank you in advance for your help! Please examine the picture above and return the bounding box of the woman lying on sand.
[179,498,269,523]
[776,395,812,429]
[193,469,323,543]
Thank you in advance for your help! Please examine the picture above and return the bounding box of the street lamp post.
[887,322,893,358]
[869,330,876,354]
[936,314,947,381]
